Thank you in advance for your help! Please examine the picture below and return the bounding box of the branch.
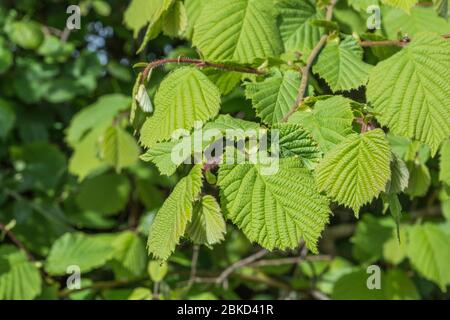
[215,249,269,285]
[360,34,450,47]
[187,245,200,289]
[282,0,337,122]
[141,57,265,83]
[0,222,34,261]
[247,255,332,268]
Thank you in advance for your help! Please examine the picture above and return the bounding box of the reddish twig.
[0,222,34,261]
[360,34,450,47]
[141,57,265,83]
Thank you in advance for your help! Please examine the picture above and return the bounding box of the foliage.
[0,0,449,301]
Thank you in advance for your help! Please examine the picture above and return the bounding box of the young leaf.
[315,129,392,215]
[245,70,301,125]
[147,165,203,260]
[218,157,331,253]
[313,36,372,92]
[187,195,226,245]
[136,84,153,113]
[348,0,379,12]
[367,33,450,155]
[45,233,114,275]
[273,123,322,170]
[140,140,184,176]
[148,261,168,282]
[382,0,418,13]
[162,0,188,37]
[185,0,208,39]
[407,223,450,291]
[288,96,354,152]
[140,67,221,148]
[0,246,42,300]
[192,0,282,63]
[276,0,324,57]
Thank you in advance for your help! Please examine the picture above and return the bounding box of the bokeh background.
[0,0,449,300]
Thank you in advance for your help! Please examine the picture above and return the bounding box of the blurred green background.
[0,0,449,300]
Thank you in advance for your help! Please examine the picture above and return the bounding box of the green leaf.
[313,36,372,92]
[386,153,409,194]
[124,0,173,37]
[45,233,114,275]
[276,0,324,57]
[68,126,106,180]
[203,114,260,133]
[110,231,147,279]
[148,261,168,282]
[0,99,15,140]
[100,126,140,172]
[348,0,379,11]
[440,139,450,186]
[148,165,203,260]
[185,0,208,39]
[187,195,226,245]
[384,269,420,300]
[407,223,450,291]
[136,0,175,53]
[288,96,355,152]
[218,157,330,252]
[273,123,322,170]
[192,0,282,63]
[367,33,450,155]
[382,0,418,13]
[333,268,419,300]
[66,94,131,147]
[0,245,42,300]
[140,140,183,176]
[383,228,408,265]
[140,67,221,148]
[204,70,242,96]
[332,269,385,300]
[382,7,450,38]
[162,0,188,37]
[406,162,431,197]
[245,70,301,125]
[75,173,131,216]
[351,214,394,263]
[316,129,392,214]
[433,0,448,19]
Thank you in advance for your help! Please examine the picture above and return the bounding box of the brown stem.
[141,57,265,83]
[282,0,337,122]
[0,222,34,261]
